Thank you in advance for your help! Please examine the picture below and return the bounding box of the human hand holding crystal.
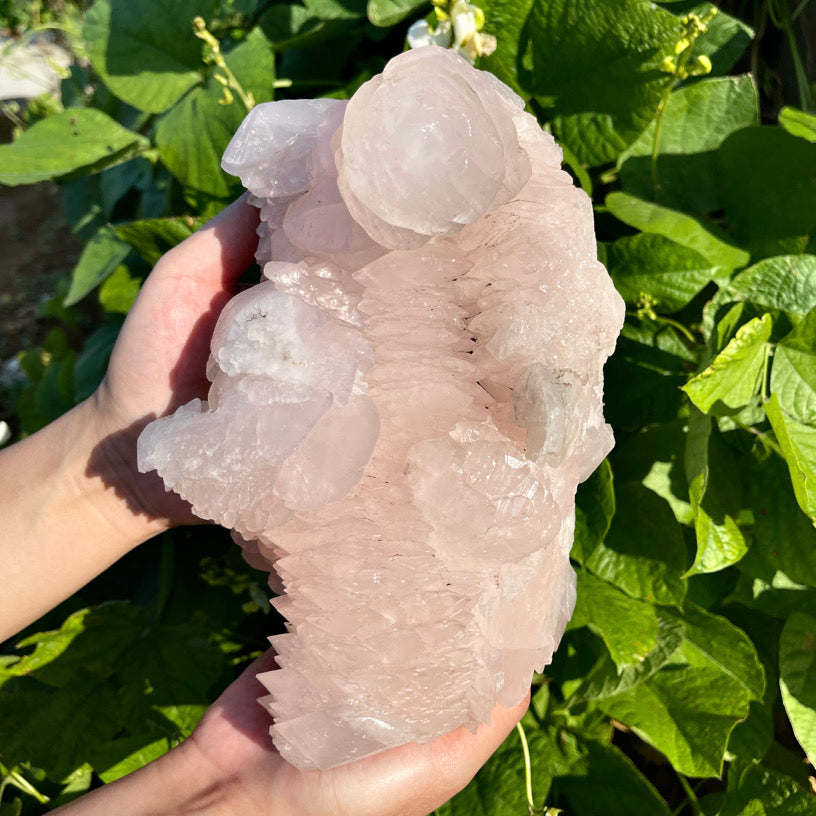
[91,194,261,529]
[51,649,529,816]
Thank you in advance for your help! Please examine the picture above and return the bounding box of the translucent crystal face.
[137,46,625,770]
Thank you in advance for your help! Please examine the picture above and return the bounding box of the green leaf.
[572,459,615,564]
[83,0,216,114]
[114,216,206,266]
[765,393,816,523]
[606,233,722,313]
[571,571,659,668]
[73,324,121,402]
[600,666,750,777]
[528,0,679,166]
[779,106,816,143]
[569,611,685,703]
[478,0,535,95]
[586,481,687,605]
[619,75,758,214]
[366,0,426,26]
[684,314,772,415]
[604,316,694,429]
[155,31,275,198]
[99,266,142,314]
[555,738,673,816]
[436,725,562,815]
[600,605,763,778]
[64,227,131,307]
[304,0,367,19]
[750,456,816,588]
[770,308,816,426]
[723,256,816,320]
[727,700,774,762]
[701,763,816,815]
[0,108,147,186]
[0,603,225,781]
[605,192,748,271]
[683,409,749,575]
[779,612,816,766]
[718,127,816,256]
[671,604,765,700]
[611,420,692,524]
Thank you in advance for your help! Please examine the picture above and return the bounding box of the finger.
[298,693,531,816]
[157,193,261,290]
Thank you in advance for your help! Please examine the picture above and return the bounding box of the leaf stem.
[516,721,536,815]
[2,768,50,804]
[672,774,701,816]
[651,78,677,197]
[625,310,697,344]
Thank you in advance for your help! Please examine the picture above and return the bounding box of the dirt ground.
[0,114,81,362]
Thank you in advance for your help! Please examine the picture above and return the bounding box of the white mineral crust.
[137,46,625,770]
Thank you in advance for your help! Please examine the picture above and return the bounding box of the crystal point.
[137,46,624,770]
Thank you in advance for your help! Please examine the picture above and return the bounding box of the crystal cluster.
[138,47,624,770]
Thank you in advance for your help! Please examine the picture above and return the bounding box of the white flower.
[406,2,496,64]
[407,19,452,50]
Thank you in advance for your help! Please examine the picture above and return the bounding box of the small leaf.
[585,482,687,606]
[83,0,217,114]
[366,0,426,26]
[778,612,816,767]
[607,233,722,313]
[769,308,816,426]
[779,106,816,143]
[64,227,131,307]
[99,267,142,315]
[723,256,816,320]
[750,456,816,588]
[683,314,772,415]
[73,324,122,402]
[572,571,659,668]
[683,409,749,575]
[114,217,206,266]
[765,393,816,523]
[0,108,147,186]
[572,459,615,564]
[605,192,748,271]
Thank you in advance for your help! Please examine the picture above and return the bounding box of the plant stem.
[3,768,50,804]
[672,774,701,816]
[766,0,815,111]
[651,78,677,197]
[516,721,536,815]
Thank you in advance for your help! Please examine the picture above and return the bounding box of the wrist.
[49,740,234,816]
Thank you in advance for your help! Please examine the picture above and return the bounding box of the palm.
[186,651,529,816]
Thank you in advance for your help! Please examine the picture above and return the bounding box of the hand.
[53,651,529,816]
[88,196,260,529]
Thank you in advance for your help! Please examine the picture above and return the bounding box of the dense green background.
[1,0,815,813]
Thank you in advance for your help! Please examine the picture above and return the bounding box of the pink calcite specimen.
[138,46,624,770]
